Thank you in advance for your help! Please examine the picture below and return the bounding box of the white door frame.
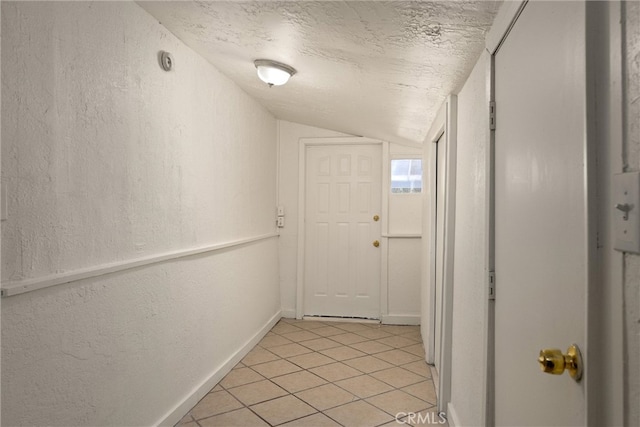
[484,0,624,424]
[423,95,457,413]
[483,3,528,424]
[296,137,384,319]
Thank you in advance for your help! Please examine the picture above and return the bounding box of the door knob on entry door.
[373,215,380,221]
[538,344,583,382]
[373,240,380,247]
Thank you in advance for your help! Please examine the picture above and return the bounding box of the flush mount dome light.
[254,59,296,87]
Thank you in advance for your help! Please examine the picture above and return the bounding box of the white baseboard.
[280,309,296,319]
[446,402,460,427]
[157,310,282,426]
[381,314,421,325]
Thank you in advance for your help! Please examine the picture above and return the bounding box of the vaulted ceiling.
[139,1,501,146]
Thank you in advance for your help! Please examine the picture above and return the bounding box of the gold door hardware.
[538,344,583,382]
[373,240,380,247]
[373,215,380,222]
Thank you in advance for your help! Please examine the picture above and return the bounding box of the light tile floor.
[176,318,448,427]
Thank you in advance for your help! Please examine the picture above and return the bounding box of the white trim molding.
[1,233,279,298]
[485,0,527,54]
[381,141,391,324]
[422,95,458,415]
[156,310,282,427]
[381,314,420,326]
[280,309,297,319]
[446,402,461,427]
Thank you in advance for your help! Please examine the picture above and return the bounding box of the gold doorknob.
[373,215,380,222]
[373,240,380,247]
[538,344,583,382]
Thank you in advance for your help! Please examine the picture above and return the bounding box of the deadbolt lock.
[373,215,380,221]
[538,344,583,382]
[373,240,380,247]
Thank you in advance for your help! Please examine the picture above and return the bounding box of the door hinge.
[488,271,496,300]
[489,101,496,130]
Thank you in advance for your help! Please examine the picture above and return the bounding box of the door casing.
[422,96,457,413]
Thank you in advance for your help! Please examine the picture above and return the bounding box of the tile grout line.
[274,327,431,421]
[177,320,434,427]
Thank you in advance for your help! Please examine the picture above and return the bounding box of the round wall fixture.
[160,51,174,71]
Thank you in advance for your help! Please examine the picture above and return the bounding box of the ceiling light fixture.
[254,59,296,87]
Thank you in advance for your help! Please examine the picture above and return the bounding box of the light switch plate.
[277,205,285,216]
[614,172,640,253]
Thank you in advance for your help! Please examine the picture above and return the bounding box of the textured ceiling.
[139,1,501,146]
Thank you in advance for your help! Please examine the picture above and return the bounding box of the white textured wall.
[276,121,350,317]
[449,50,490,426]
[624,2,640,425]
[387,143,422,319]
[387,239,421,317]
[1,2,279,425]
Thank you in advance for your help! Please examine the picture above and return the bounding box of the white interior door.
[304,144,382,319]
[494,1,588,425]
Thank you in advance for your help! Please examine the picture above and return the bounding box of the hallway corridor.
[175,319,445,426]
